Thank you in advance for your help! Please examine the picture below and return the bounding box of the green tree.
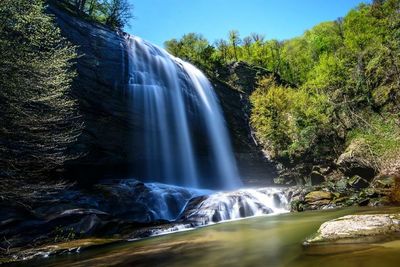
[56,0,134,29]
[250,77,291,158]
[250,76,334,160]
[242,36,253,58]
[215,39,229,63]
[0,0,82,182]
[228,30,241,61]
[164,33,217,71]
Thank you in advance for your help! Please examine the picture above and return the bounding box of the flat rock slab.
[3,238,120,264]
[305,214,400,244]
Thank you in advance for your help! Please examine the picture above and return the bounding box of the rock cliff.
[49,5,277,185]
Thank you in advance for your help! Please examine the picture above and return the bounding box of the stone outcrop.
[286,184,393,212]
[305,214,400,244]
[336,139,378,181]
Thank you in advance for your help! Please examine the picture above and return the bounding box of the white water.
[126,36,242,189]
[179,188,289,226]
[122,182,289,239]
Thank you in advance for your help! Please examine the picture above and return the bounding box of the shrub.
[250,76,334,161]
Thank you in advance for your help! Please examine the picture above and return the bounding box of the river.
[17,206,400,267]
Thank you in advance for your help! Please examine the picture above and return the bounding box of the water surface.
[23,207,400,267]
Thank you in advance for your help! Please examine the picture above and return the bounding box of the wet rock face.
[48,5,132,181]
[0,180,201,250]
[305,214,400,244]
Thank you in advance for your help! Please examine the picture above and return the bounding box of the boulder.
[305,214,400,244]
[304,191,334,204]
[348,175,370,189]
[336,139,378,180]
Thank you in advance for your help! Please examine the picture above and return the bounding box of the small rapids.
[126,182,289,238]
[178,188,289,226]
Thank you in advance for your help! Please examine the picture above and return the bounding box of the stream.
[16,206,400,267]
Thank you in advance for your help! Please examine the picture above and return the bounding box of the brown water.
[20,207,400,267]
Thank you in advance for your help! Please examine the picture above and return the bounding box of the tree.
[215,39,229,62]
[0,0,82,183]
[250,33,265,43]
[104,0,134,29]
[242,36,253,58]
[250,77,291,157]
[228,30,241,61]
[164,33,214,69]
[57,0,134,29]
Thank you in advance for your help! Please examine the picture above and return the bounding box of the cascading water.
[126,36,242,189]
[136,187,289,238]
[122,36,289,235]
[178,188,289,226]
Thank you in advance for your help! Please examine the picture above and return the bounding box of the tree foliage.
[165,0,400,164]
[0,0,82,181]
[250,77,334,160]
[56,0,134,29]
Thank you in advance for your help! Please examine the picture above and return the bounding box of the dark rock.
[310,171,325,185]
[358,198,370,206]
[0,180,200,253]
[47,4,133,182]
[69,214,103,235]
[348,175,370,189]
[336,139,378,180]
[334,178,350,192]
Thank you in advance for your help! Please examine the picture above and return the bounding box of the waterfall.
[126,36,242,189]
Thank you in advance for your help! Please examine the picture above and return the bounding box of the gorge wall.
[48,5,276,185]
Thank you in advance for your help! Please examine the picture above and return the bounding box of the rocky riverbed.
[1,177,399,265]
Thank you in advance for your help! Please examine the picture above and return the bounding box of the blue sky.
[126,0,370,47]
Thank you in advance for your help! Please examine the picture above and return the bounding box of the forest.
[165,0,400,178]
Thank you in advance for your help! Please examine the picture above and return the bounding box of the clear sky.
[126,0,370,47]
